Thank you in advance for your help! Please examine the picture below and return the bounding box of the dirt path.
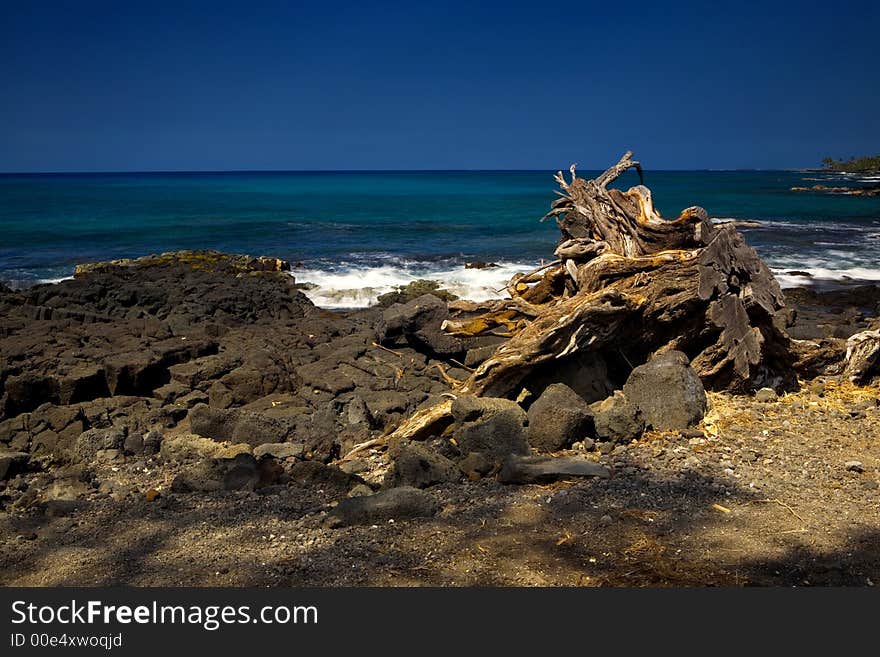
[2,379,879,587]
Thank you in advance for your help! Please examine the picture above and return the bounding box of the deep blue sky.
[1,1,878,171]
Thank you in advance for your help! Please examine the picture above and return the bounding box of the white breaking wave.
[293,260,539,308]
[773,266,880,289]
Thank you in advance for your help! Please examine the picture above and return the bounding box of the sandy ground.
[2,378,878,587]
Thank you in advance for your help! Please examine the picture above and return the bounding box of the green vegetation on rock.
[376,280,459,307]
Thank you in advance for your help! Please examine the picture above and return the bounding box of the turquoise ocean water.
[1,169,879,307]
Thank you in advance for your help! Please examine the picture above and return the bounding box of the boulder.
[58,365,110,405]
[0,415,30,451]
[123,432,145,455]
[451,396,530,459]
[74,428,126,462]
[346,396,373,428]
[526,383,594,452]
[160,433,249,462]
[296,405,339,461]
[142,429,163,454]
[0,449,29,480]
[3,374,60,417]
[188,404,235,441]
[288,461,363,494]
[464,344,502,368]
[176,390,210,409]
[253,442,304,460]
[591,391,644,443]
[230,412,291,447]
[359,389,411,429]
[499,455,610,484]
[381,294,463,357]
[152,381,190,405]
[622,351,707,431]
[171,453,260,493]
[188,404,292,447]
[388,441,460,488]
[328,486,439,527]
[168,354,241,388]
[458,451,493,479]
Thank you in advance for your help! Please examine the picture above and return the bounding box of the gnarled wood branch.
[385,151,796,446]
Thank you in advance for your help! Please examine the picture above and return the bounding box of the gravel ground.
[2,378,878,587]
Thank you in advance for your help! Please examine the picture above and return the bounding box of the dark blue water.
[2,169,879,306]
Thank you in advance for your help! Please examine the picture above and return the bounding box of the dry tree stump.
[374,151,797,453]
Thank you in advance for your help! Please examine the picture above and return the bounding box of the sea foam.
[293,260,538,308]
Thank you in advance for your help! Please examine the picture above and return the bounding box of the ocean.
[1,169,879,307]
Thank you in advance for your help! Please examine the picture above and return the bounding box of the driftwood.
[388,151,796,443]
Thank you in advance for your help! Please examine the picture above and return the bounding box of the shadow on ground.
[4,448,876,587]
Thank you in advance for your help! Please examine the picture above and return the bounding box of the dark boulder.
[380,294,463,357]
[328,486,439,527]
[622,351,707,431]
[526,383,594,452]
[171,453,261,493]
[499,455,610,484]
[458,451,493,479]
[0,449,29,480]
[74,428,126,462]
[451,396,529,459]
[591,391,644,443]
[288,461,363,494]
[188,404,293,448]
[122,432,145,455]
[388,441,460,488]
[3,374,60,417]
[253,442,304,460]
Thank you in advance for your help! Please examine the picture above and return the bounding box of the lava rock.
[142,429,163,454]
[388,441,460,488]
[189,404,293,447]
[380,294,463,357]
[451,396,529,458]
[123,432,145,455]
[288,461,363,494]
[458,451,493,478]
[591,391,644,442]
[329,486,439,527]
[74,428,126,462]
[499,455,610,484]
[171,453,260,492]
[0,449,29,480]
[253,442,304,460]
[622,351,707,430]
[160,433,248,462]
[527,383,594,452]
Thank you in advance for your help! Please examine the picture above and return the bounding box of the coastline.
[1,250,878,585]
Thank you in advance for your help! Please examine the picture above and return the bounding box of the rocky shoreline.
[790,183,880,197]
[1,250,879,586]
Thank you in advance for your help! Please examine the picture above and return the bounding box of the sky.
[1,0,878,172]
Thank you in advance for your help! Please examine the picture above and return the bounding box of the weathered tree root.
[383,151,797,447]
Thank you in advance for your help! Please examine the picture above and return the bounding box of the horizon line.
[0,167,816,175]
